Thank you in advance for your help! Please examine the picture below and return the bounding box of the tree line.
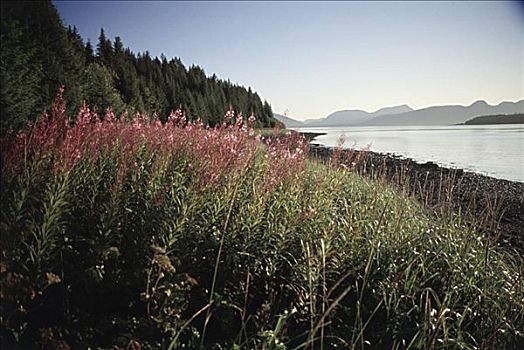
[463,113,524,125]
[1,0,276,132]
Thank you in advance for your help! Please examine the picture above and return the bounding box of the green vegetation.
[1,1,523,348]
[1,93,522,349]
[256,127,291,138]
[463,113,524,125]
[0,0,275,133]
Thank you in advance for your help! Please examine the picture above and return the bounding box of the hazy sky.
[54,1,523,120]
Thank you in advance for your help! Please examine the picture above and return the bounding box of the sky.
[54,1,524,120]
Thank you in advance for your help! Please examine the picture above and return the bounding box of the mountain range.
[274,100,524,127]
[273,113,305,128]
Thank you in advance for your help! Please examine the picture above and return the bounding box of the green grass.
[1,98,523,349]
[255,127,294,138]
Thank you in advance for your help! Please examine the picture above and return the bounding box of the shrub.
[1,90,522,349]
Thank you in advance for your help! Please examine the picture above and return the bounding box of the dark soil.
[308,143,524,254]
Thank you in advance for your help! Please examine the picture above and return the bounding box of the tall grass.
[1,90,522,349]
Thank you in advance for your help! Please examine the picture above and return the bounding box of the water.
[295,124,524,183]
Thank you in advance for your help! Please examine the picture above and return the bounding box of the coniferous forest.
[0,0,276,133]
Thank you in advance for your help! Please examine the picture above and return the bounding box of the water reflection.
[297,124,524,182]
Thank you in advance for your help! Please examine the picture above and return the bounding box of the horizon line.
[280,98,524,121]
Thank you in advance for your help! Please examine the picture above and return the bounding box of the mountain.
[360,100,524,126]
[306,109,371,126]
[305,104,413,127]
[373,105,414,116]
[273,113,304,128]
[463,113,524,125]
[274,101,524,128]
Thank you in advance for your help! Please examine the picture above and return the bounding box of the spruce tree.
[1,0,275,131]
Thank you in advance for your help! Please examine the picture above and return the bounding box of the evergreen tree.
[113,36,124,55]
[82,63,125,115]
[1,0,275,131]
[0,17,45,131]
[1,0,85,130]
[96,28,113,66]
[85,40,94,63]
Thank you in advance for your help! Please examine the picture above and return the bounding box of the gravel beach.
[308,142,524,254]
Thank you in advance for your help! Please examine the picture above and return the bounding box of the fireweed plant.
[1,90,522,349]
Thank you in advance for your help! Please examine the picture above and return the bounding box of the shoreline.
[295,131,327,142]
[307,142,524,253]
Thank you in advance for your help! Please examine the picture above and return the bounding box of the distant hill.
[273,113,305,128]
[462,113,524,125]
[274,100,524,128]
[306,104,413,127]
[373,105,415,117]
[360,100,524,126]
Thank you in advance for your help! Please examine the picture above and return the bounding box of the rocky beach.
[307,141,524,254]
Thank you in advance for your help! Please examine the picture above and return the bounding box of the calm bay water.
[295,124,524,183]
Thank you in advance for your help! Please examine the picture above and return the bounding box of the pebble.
[309,144,524,254]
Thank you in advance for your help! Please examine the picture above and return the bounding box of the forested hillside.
[0,0,275,132]
[463,113,524,125]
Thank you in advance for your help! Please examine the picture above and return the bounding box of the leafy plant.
[1,91,522,349]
